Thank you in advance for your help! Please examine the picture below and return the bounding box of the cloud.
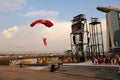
[0,19,107,52]
[0,0,26,11]
[2,26,19,39]
[0,20,71,52]
[24,10,59,18]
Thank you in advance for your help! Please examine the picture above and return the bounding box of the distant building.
[97,6,120,53]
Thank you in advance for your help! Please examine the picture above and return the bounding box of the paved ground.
[0,66,103,80]
[55,61,120,80]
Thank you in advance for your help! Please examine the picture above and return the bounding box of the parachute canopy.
[30,19,54,28]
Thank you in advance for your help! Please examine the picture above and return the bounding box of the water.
[26,66,50,71]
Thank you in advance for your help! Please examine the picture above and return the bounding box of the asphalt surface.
[0,66,103,80]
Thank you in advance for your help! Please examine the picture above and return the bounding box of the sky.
[0,0,120,52]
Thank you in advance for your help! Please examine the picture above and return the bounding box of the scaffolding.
[70,14,89,62]
[89,18,104,57]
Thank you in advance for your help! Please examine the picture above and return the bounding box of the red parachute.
[30,19,54,28]
[42,38,47,46]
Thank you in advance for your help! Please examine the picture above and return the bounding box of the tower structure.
[89,18,104,57]
[97,6,120,54]
[70,14,89,62]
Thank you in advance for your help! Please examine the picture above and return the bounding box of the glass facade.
[97,6,120,55]
[106,11,120,49]
[119,13,120,28]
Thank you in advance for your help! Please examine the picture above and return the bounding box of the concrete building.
[97,6,120,54]
[70,14,89,62]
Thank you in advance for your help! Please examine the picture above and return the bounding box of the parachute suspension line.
[30,19,54,46]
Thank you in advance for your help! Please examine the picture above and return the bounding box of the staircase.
[55,65,120,80]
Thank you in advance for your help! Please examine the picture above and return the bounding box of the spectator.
[118,56,120,72]
[98,56,103,64]
[105,56,111,64]
[91,56,95,64]
[94,57,98,64]
[113,55,119,65]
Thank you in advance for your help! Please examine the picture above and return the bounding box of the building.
[70,14,89,62]
[89,18,104,57]
[97,6,120,54]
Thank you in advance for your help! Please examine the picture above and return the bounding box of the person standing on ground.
[91,56,95,64]
[118,56,120,73]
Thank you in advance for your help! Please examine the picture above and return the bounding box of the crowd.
[91,55,120,71]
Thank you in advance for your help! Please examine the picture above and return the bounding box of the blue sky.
[1,0,120,29]
[0,0,120,52]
